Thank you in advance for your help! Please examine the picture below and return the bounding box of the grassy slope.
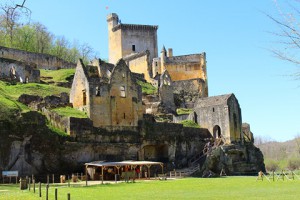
[176,108,193,115]
[0,80,72,122]
[52,107,87,118]
[180,120,200,128]
[40,68,75,83]
[0,177,300,200]
[137,80,157,95]
[0,81,69,100]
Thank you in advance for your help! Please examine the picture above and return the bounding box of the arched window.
[95,86,100,96]
[120,86,126,97]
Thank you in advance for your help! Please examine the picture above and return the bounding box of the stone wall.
[173,78,207,108]
[0,57,40,82]
[124,51,152,81]
[173,112,194,123]
[0,46,76,70]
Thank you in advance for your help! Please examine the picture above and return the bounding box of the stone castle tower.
[107,13,158,64]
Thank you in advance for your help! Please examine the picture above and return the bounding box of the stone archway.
[213,125,221,139]
[142,144,169,162]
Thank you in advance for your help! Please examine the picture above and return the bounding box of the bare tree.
[267,0,300,79]
[294,134,300,156]
[80,43,94,63]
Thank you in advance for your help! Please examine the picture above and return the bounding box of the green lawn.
[0,177,299,200]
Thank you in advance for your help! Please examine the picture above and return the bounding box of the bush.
[287,158,300,170]
[265,160,279,172]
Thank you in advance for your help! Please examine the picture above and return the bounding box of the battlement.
[112,24,158,32]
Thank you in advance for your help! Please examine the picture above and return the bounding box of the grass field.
[0,177,299,200]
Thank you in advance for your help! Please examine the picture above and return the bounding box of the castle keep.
[107,13,208,98]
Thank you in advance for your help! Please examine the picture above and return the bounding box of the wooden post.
[55,188,58,200]
[32,174,34,182]
[68,175,70,187]
[28,178,31,191]
[46,184,49,200]
[47,174,49,184]
[33,179,35,193]
[67,193,71,200]
[272,171,275,182]
[52,174,55,184]
[147,165,151,179]
[101,167,104,184]
[160,164,164,174]
[39,182,41,197]
[85,166,88,186]
[282,170,284,181]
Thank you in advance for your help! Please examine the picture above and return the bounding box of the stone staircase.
[170,152,207,178]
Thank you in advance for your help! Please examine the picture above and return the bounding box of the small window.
[212,107,215,112]
[155,62,158,67]
[123,113,126,119]
[82,90,87,105]
[132,45,135,52]
[120,86,126,97]
[95,86,100,96]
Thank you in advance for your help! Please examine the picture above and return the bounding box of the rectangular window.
[82,90,87,105]
[120,86,126,97]
[132,45,135,52]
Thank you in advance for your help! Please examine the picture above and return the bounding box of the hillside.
[256,138,300,171]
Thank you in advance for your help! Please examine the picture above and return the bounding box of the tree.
[79,42,94,63]
[34,22,53,54]
[0,0,30,47]
[267,1,300,79]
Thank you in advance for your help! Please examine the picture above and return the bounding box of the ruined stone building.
[0,57,40,83]
[194,94,243,144]
[107,13,208,98]
[70,58,143,127]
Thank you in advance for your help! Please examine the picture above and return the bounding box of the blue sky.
[22,0,299,141]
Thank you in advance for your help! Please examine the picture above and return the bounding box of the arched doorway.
[143,144,169,162]
[213,125,221,139]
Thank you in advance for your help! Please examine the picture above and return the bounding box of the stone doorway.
[143,144,169,162]
[213,125,221,139]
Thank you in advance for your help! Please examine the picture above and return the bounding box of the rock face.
[201,143,265,176]
[0,110,211,178]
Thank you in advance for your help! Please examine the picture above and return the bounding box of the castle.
[107,13,208,99]
[0,13,263,177]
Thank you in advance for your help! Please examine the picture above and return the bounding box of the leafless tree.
[267,0,300,79]
[80,43,94,63]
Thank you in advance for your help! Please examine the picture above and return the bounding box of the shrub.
[287,158,300,170]
[265,160,279,172]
